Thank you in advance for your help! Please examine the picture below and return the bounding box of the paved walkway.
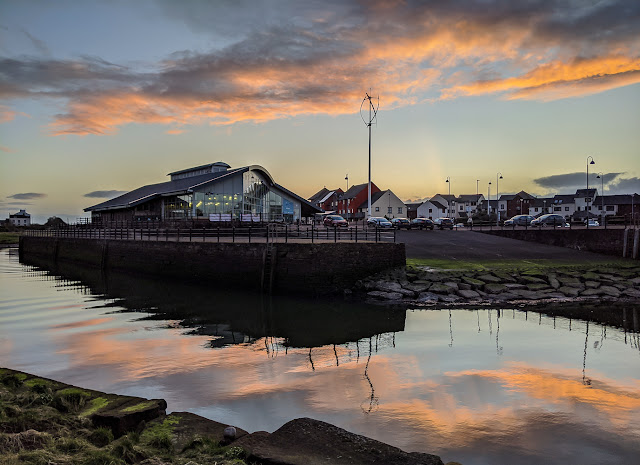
[397,229,614,262]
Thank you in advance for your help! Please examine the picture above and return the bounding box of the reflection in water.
[2,249,640,465]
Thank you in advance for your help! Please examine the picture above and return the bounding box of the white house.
[429,194,457,217]
[574,188,598,216]
[455,194,485,218]
[9,209,31,226]
[358,189,407,219]
[417,199,448,220]
[549,194,576,218]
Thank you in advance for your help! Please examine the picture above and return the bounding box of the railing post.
[232,226,235,243]
[311,223,314,244]
[285,224,288,243]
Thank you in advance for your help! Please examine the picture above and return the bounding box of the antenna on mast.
[360,91,379,219]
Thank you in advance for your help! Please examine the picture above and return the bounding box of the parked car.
[585,219,600,227]
[411,218,434,230]
[453,223,465,229]
[391,218,412,229]
[367,217,393,228]
[504,215,535,226]
[531,214,568,227]
[323,214,348,227]
[433,217,454,230]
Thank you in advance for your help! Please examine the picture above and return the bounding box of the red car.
[323,214,348,227]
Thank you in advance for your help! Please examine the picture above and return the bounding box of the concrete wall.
[480,228,635,258]
[19,237,406,295]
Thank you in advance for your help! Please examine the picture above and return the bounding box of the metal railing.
[24,223,397,244]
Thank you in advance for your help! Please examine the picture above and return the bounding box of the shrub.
[87,427,114,448]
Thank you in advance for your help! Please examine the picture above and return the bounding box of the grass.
[0,232,20,245]
[140,416,180,452]
[406,257,637,273]
[120,400,154,413]
[79,397,110,417]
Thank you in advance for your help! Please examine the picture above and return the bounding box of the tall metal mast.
[361,92,379,218]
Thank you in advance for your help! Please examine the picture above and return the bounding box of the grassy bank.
[0,232,20,245]
[406,257,634,273]
[0,368,251,465]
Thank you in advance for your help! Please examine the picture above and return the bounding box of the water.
[1,247,639,465]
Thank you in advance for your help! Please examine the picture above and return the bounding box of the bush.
[87,427,114,448]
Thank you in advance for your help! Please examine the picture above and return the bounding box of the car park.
[531,214,568,227]
[391,218,412,229]
[504,215,535,226]
[367,217,393,228]
[433,217,454,230]
[323,214,348,227]
[411,218,435,230]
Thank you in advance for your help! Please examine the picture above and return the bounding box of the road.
[396,228,612,262]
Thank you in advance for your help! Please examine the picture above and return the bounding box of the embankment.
[19,236,405,295]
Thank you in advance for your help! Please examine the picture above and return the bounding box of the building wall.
[416,201,447,220]
[367,191,406,218]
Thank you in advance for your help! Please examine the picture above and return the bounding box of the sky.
[1,0,639,223]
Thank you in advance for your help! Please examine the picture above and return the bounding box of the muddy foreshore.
[0,367,449,465]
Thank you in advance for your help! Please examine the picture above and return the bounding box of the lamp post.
[488,182,492,218]
[519,198,523,214]
[543,200,546,216]
[496,172,503,226]
[446,177,451,218]
[596,172,604,225]
[388,190,391,218]
[476,179,479,219]
[586,156,595,228]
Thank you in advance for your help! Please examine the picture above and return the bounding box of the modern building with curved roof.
[85,162,320,224]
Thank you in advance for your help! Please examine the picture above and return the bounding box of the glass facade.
[183,169,301,222]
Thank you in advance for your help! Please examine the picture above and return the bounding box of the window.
[535,207,539,212]
[375,207,379,212]
[471,202,476,206]
[606,205,614,211]
[565,207,569,211]
[597,206,602,210]
[429,208,432,213]
[397,207,402,214]
[459,205,464,211]
[554,207,561,211]
[585,197,592,203]
[388,207,392,214]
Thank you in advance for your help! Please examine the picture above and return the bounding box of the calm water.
[1,247,639,465]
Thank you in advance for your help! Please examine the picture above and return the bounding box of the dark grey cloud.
[21,28,50,56]
[84,190,127,198]
[533,172,623,190]
[7,192,47,200]
[606,176,640,195]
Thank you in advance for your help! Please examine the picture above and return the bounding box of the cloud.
[533,172,623,190]
[1,1,639,134]
[21,28,50,56]
[84,190,127,198]
[7,192,47,200]
[0,145,13,153]
[606,176,640,195]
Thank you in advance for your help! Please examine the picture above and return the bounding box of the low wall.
[19,237,406,295]
[480,228,636,258]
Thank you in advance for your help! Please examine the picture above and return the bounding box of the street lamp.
[488,182,492,217]
[586,156,595,228]
[496,172,503,226]
[596,172,604,225]
[519,198,523,214]
[476,179,479,218]
[446,177,451,218]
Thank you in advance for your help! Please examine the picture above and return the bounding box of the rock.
[631,277,640,285]
[558,286,580,297]
[623,288,640,298]
[526,283,550,291]
[439,295,461,303]
[458,283,472,290]
[613,283,627,291]
[511,289,545,300]
[429,283,454,294]
[374,281,402,292]
[557,276,582,287]
[504,283,527,290]
[92,398,168,438]
[584,281,601,288]
[444,281,459,290]
[521,276,547,284]
[461,277,485,287]
[457,289,481,299]
[491,292,519,301]
[599,285,621,297]
[581,272,600,280]
[235,417,444,465]
[367,291,403,300]
[403,283,431,293]
[477,274,502,283]
[580,288,603,296]
[546,292,571,300]
[548,275,560,289]
[484,283,507,294]
[416,292,440,303]
[224,426,237,441]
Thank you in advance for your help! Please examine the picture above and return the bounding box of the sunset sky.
[1,0,639,223]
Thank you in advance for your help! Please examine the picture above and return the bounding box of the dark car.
[323,214,348,227]
[531,214,568,228]
[504,215,535,226]
[434,217,454,230]
[410,218,434,230]
[391,218,412,229]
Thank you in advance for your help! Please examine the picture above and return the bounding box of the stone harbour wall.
[19,236,406,295]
